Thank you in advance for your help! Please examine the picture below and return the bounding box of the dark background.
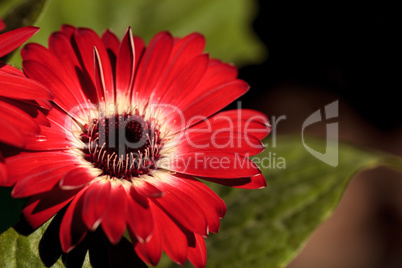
[238,2,402,268]
[240,1,400,131]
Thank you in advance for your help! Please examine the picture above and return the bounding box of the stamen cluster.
[80,113,163,179]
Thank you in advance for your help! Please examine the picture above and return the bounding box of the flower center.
[80,113,163,180]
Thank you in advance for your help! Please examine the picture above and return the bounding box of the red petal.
[22,60,83,111]
[59,188,88,253]
[166,152,261,178]
[12,164,75,198]
[93,47,108,102]
[149,178,208,236]
[33,100,53,110]
[6,151,78,186]
[115,27,135,98]
[0,26,38,57]
[101,182,128,244]
[60,25,75,38]
[22,186,81,229]
[74,27,114,102]
[21,42,86,103]
[0,113,25,147]
[170,33,205,62]
[135,180,164,198]
[132,36,145,77]
[0,100,40,147]
[3,98,51,127]
[188,234,207,268]
[184,178,226,218]
[81,180,111,230]
[0,71,53,100]
[196,59,238,88]
[25,125,72,151]
[0,100,40,133]
[133,212,162,266]
[152,202,188,265]
[132,32,173,104]
[127,186,148,208]
[178,131,265,156]
[187,109,271,141]
[126,188,153,243]
[234,174,267,189]
[102,29,120,57]
[149,33,206,104]
[166,80,249,133]
[155,54,209,106]
[48,32,96,103]
[159,58,239,131]
[59,168,95,190]
[165,175,225,233]
[0,63,25,76]
[101,29,119,85]
[46,106,70,126]
[217,109,271,140]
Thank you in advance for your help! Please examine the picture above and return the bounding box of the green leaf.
[203,136,401,268]
[0,0,49,62]
[160,135,401,268]
[13,0,265,67]
[0,220,64,267]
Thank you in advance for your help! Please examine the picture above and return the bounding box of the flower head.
[3,25,270,267]
[0,19,53,184]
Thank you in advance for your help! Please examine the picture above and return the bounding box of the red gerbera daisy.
[0,19,53,183]
[2,25,270,267]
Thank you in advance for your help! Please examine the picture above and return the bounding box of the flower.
[2,25,271,267]
[0,19,53,184]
